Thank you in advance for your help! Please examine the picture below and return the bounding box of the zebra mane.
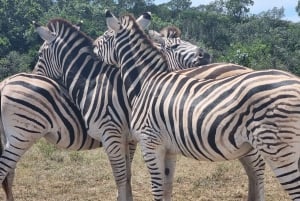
[120,14,168,66]
[46,18,97,59]
[160,26,181,38]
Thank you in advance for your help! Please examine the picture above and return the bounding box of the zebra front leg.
[104,136,133,201]
[140,135,167,201]
[2,170,15,201]
[239,149,265,201]
[126,140,137,199]
[164,153,176,201]
[122,139,136,201]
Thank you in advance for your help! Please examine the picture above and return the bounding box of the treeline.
[1,0,300,80]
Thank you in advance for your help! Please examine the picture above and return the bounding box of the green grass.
[0,139,291,201]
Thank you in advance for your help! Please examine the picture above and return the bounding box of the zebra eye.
[170,44,179,49]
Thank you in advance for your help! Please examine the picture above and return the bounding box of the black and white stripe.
[96,11,300,201]
[0,73,102,201]
[148,27,211,70]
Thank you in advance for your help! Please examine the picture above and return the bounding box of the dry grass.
[0,139,290,201]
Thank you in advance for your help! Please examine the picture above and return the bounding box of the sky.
[154,0,300,22]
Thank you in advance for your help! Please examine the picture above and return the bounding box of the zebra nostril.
[198,49,205,58]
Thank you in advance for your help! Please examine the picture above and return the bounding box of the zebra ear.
[105,10,121,31]
[148,30,164,44]
[33,21,56,43]
[136,12,151,30]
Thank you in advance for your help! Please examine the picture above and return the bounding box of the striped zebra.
[0,21,107,201]
[95,10,300,201]
[94,16,265,200]
[33,19,133,201]
[94,20,266,200]
[0,73,102,201]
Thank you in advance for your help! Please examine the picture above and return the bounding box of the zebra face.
[149,30,211,70]
[163,38,210,68]
[93,29,118,66]
[33,38,62,81]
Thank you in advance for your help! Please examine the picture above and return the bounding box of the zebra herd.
[0,10,298,201]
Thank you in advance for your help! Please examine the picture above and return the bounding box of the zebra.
[94,16,266,200]
[33,19,132,201]
[0,73,103,201]
[94,10,300,201]
[0,21,107,201]
[94,19,266,201]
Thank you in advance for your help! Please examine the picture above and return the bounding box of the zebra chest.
[82,103,130,141]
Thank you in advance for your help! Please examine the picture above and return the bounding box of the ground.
[0,139,290,201]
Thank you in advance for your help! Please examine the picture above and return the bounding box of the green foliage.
[0,51,33,80]
[0,0,300,78]
[220,40,272,69]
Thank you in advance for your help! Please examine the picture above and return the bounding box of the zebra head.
[148,28,211,70]
[33,19,95,85]
[93,11,152,66]
[32,21,64,81]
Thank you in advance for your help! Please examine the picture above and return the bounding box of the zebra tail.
[0,79,10,194]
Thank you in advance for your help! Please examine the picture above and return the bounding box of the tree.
[296,0,300,16]
[225,0,254,22]
[167,0,192,11]
[0,0,52,57]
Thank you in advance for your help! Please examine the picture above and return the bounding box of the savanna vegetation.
[0,0,300,80]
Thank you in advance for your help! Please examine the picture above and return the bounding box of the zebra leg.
[0,134,38,184]
[2,170,15,201]
[129,140,137,164]
[264,149,300,201]
[140,135,167,201]
[163,153,177,201]
[125,140,137,199]
[104,137,133,201]
[239,149,265,201]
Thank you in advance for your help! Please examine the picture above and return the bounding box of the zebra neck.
[117,23,169,105]
[61,56,103,112]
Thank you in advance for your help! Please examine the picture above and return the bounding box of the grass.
[0,139,291,201]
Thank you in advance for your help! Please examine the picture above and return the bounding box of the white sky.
[154,0,300,22]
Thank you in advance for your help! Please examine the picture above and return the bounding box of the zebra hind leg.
[239,149,265,201]
[0,134,15,201]
[2,170,15,201]
[272,153,300,201]
[0,131,39,188]
[0,119,14,201]
[260,145,300,200]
